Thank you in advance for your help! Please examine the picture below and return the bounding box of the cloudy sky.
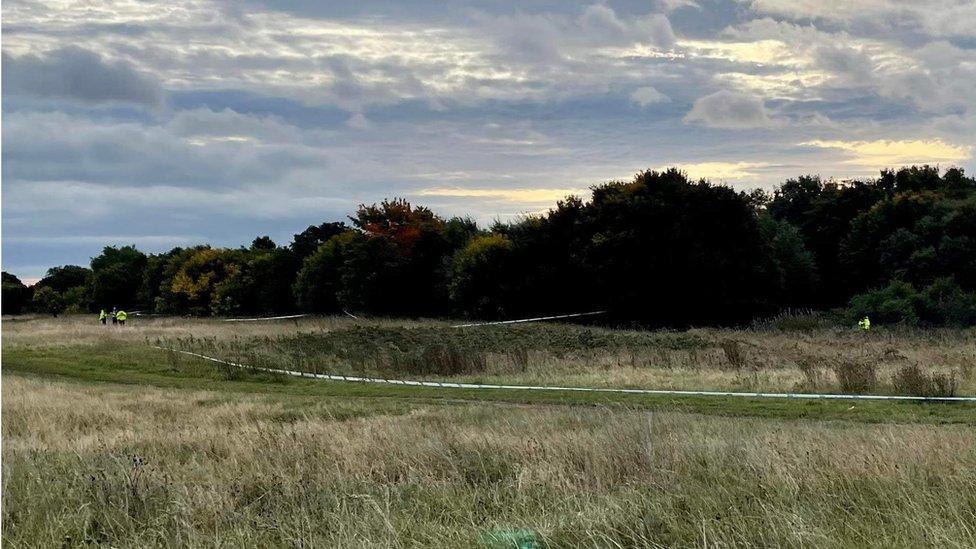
[3,0,975,281]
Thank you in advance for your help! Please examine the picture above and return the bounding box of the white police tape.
[223,314,309,322]
[151,345,976,402]
[452,310,607,328]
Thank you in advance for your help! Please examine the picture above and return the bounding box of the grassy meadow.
[4,315,976,547]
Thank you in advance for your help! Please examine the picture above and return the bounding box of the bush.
[891,364,957,397]
[383,343,488,376]
[833,360,877,393]
[919,278,976,326]
[846,281,922,325]
[752,309,832,331]
[720,339,746,370]
[846,278,976,327]
[62,285,92,313]
[796,358,827,392]
[30,286,63,315]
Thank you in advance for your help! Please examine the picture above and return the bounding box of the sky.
[3,0,975,282]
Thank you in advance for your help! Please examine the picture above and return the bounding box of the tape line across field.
[152,346,976,402]
[222,314,309,322]
[220,310,601,325]
[451,310,607,328]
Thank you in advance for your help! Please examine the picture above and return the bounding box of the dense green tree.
[920,277,976,325]
[340,199,454,316]
[154,247,243,315]
[450,233,515,318]
[139,249,183,311]
[769,166,975,308]
[214,247,298,315]
[90,246,148,309]
[31,285,63,315]
[847,278,976,326]
[582,169,771,325]
[893,165,943,193]
[61,286,92,313]
[290,222,349,260]
[767,176,885,304]
[839,192,976,294]
[756,213,819,307]
[33,265,93,313]
[250,236,277,251]
[337,233,411,314]
[18,164,975,327]
[36,265,92,295]
[2,272,32,315]
[492,196,593,318]
[293,231,358,313]
[442,217,481,250]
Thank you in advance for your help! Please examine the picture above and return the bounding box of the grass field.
[4,316,976,547]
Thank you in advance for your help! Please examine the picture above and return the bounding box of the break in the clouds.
[2,0,974,280]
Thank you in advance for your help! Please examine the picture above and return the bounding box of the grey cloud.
[877,40,976,113]
[1,110,324,188]
[479,3,676,64]
[578,4,675,48]
[2,1,683,110]
[2,46,164,106]
[684,90,772,128]
[346,113,371,129]
[3,0,975,280]
[630,86,670,106]
[812,45,874,77]
[740,0,976,41]
[165,108,303,143]
[725,17,976,115]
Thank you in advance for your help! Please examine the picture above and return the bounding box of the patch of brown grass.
[5,316,974,395]
[4,374,976,547]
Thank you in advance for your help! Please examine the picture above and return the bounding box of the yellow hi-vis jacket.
[116,311,128,321]
[99,310,107,320]
[858,316,871,330]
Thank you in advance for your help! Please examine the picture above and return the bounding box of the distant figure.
[111,307,118,325]
[99,309,107,325]
[858,316,871,331]
[116,310,128,326]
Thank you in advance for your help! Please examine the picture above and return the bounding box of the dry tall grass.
[6,315,975,395]
[4,374,976,547]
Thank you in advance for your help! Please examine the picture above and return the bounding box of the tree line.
[4,165,975,326]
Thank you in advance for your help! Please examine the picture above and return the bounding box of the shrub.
[919,278,976,326]
[384,343,488,376]
[846,281,922,325]
[846,278,976,327]
[507,347,529,373]
[30,285,63,315]
[833,360,877,393]
[720,339,746,370]
[752,309,832,331]
[796,358,827,392]
[892,364,957,397]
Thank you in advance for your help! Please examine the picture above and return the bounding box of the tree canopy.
[6,165,974,326]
